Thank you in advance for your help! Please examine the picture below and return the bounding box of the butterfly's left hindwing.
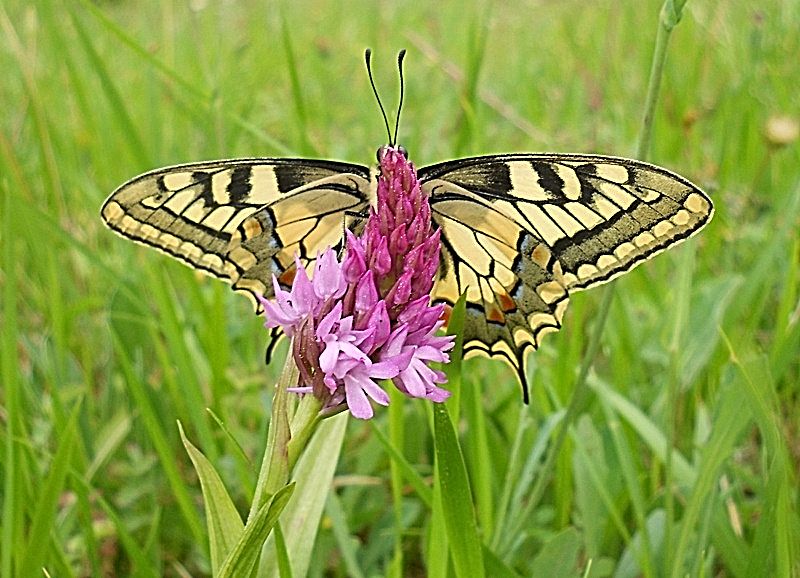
[101,158,372,306]
[419,154,713,389]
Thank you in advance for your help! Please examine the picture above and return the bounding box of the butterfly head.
[376,144,414,182]
[376,144,408,164]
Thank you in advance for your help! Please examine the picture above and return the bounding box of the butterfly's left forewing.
[420,154,713,392]
[101,158,372,307]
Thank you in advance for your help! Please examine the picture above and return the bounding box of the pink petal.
[386,271,412,307]
[415,344,449,363]
[316,302,342,339]
[313,248,345,300]
[345,378,374,419]
[381,325,409,357]
[398,362,427,397]
[343,230,366,272]
[324,374,338,391]
[372,237,392,275]
[319,340,341,374]
[337,341,370,363]
[362,301,390,350]
[355,271,378,313]
[425,385,451,403]
[354,373,390,406]
[290,258,316,314]
[369,355,406,379]
[389,225,408,256]
[331,356,362,378]
[337,315,354,334]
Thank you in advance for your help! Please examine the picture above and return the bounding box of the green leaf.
[110,331,205,544]
[449,293,494,534]
[482,545,523,578]
[326,491,366,578]
[71,475,159,578]
[726,351,798,578]
[670,377,753,578]
[218,482,295,578]
[67,7,150,167]
[493,410,563,555]
[597,402,655,575]
[679,275,740,386]
[178,421,244,574]
[273,522,293,578]
[280,9,315,156]
[444,291,467,422]
[249,356,295,521]
[529,527,582,578]
[616,510,667,578]
[427,480,449,578]
[432,402,484,578]
[1,188,23,578]
[370,420,433,507]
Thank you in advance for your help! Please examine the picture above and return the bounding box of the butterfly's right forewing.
[101,158,372,307]
[419,153,713,396]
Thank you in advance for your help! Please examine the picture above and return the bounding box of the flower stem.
[287,395,323,471]
[639,2,690,572]
[248,346,326,526]
[247,352,295,523]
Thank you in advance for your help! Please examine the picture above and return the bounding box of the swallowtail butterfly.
[101,50,713,400]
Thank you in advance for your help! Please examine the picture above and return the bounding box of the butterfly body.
[102,150,713,393]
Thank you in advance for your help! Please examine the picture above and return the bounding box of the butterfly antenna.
[365,48,393,145]
[393,49,406,146]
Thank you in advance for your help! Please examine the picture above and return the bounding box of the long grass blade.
[432,402,484,578]
[18,403,80,577]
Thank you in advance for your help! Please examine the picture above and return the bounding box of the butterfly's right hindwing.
[101,158,372,306]
[430,194,569,395]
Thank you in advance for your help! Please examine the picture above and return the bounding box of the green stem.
[248,348,325,524]
[527,0,690,538]
[638,1,690,570]
[667,248,695,578]
[287,396,323,471]
[637,0,688,159]
[248,353,296,523]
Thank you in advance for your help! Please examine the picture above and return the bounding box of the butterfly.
[101,52,713,402]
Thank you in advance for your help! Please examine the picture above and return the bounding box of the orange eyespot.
[278,267,297,288]
[486,304,506,324]
[441,303,453,327]
[498,291,517,312]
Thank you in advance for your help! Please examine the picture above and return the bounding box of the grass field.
[1,0,799,576]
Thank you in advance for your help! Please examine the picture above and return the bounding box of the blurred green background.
[1,0,798,576]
